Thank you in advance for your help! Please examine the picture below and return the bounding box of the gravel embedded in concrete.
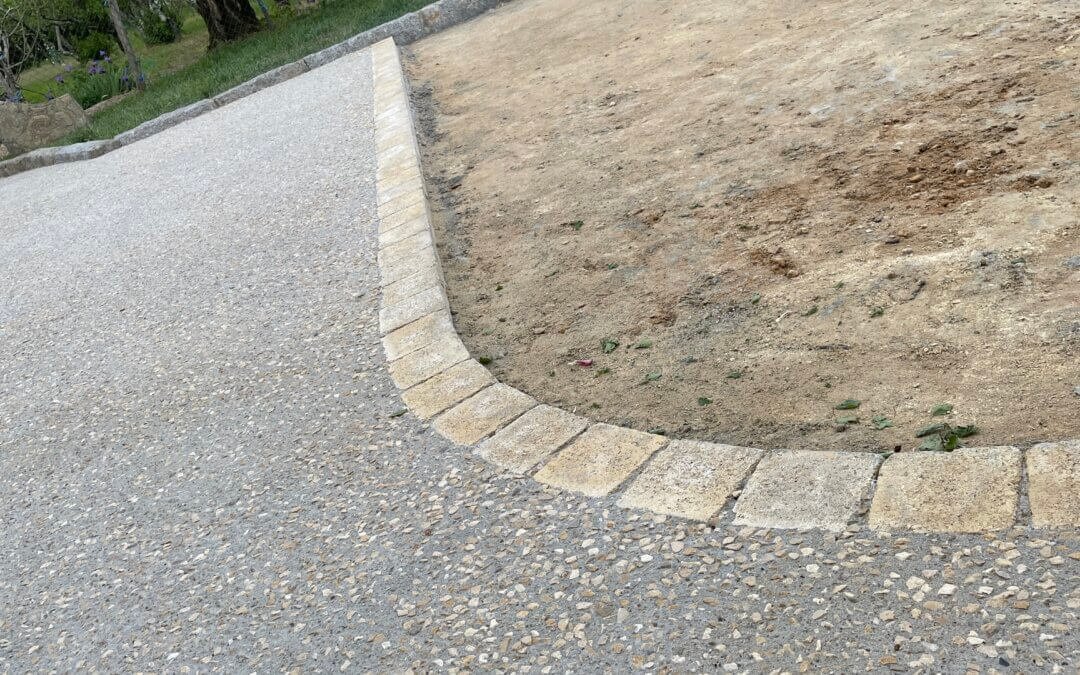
[1,48,1078,672]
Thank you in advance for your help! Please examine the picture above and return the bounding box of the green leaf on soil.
[606,262,619,270]
[647,427,667,436]
[596,367,611,376]
[697,397,713,406]
[389,408,408,418]
[835,281,845,290]
[566,220,584,231]
[750,293,761,305]
[942,432,961,451]
[871,415,894,430]
[930,403,954,416]
[478,356,493,365]
[837,415,859,425]
[601,339,619,354]
[915,422,946,438]
[644,371,662,382]
[495,284,503,291]
[870,306,885,318]
[803,305,819,317]
[726,370,743,379]
[955,424,978,438]
[918,435,944,452]
[635,339,653,349]
[834,399,861,410]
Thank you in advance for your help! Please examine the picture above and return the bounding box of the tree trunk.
[0,67,19,102]
[195,0,261,49]
[0,34,20,101]
[105,0,145,91]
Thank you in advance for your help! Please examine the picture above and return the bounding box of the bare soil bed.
[406,0,1079,452]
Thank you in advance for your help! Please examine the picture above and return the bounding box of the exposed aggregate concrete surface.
[1,48,1078,673]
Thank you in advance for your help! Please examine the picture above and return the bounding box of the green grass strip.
[62,0,430,142]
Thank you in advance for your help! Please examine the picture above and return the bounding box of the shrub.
[75,33,117,63]
[142,2,185,44]
[64,58,139,108]
[142,15,180,44]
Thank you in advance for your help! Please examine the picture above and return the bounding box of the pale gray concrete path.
[1,49,1078,673]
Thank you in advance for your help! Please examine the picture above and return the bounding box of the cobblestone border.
[0,0,510,180]
[397,38,1080,534]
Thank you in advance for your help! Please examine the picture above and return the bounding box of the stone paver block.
[379,213,430,249]
[381,264,442,307]
[379,243,438,286]
[379,228,433,262]
[618,441,763,521]
[380,250,438,287]
[402,359,495,419]
[475,405,589,474]
[379,284,448,335]
[388,336,469,390]
[377,134,416,155]
[533,424,667,497]
[378,191,426,221]
[380,200,429,233]
[433,384,536,446]
[733,450,881,532]
[377,163,422,187]
[377,159,419,184]
[868,447,1020,533]
[382,309,455,362]
[1024,441,1079,529]
[377,141,417,167]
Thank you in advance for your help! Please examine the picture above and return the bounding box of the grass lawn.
[59,0,431,143]
[19,14,209,104]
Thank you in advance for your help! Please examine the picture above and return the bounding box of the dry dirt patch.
[406,0,1079,452]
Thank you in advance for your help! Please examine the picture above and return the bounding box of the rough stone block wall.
[0,94,88,158]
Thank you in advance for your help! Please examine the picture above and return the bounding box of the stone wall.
[0,94,88,159]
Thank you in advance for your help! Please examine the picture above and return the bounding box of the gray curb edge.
[0,0,510,180]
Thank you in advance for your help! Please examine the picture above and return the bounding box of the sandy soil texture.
[406,0,1079,452]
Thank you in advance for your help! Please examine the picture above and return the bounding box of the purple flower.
[63,63,74,72]
[99,50,106,57]
[54,74,64,83]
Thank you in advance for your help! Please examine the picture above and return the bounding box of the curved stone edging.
[370,38,1080,534]
[0,0,511,180]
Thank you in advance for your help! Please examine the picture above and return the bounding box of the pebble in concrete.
[474,404,589,474]
[533,423,666,497]
[401,358,495,419]
[433,383,535,445]
[1025,440,1080,529]
[733,450,881,532]
[618,440,763,521]
[869,447,1021,533]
